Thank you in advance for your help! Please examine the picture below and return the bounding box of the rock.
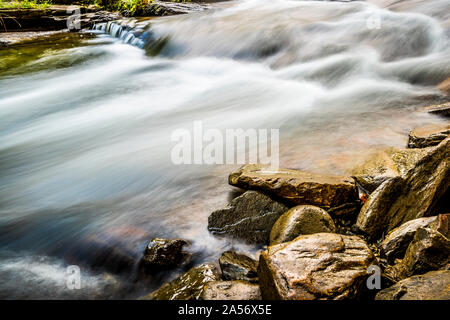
[200,281,261,300]
[352,175,391,194]
[438,78,450,96]
[356,137,450,240]
[141,238,190,270]
[207,191,289,244]
[229,164,358,209]
[407,124,450,149]
[386,221,449,281]
[326,201,360,218]
[269,205,336,245]
[142,1,210,16]
[258,233,376,300]
[375,270,450,300]
[219,251,258,283]
[422,102,450,118]
[0,7,120,32]
[141,263,221,300]
[381,216,437,263]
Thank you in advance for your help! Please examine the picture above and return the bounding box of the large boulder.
[258,233,376,300]
[407,124,450,149]
[229,164,358,209]
[356,137,450,240]
[381,216,438,263]
[375,270,450,300]
[269,205,336,245]
[207,191,289,244]
[200,281,261,300]
[141,263,221,300]
[141,238,190,271]
[219,251,258,283]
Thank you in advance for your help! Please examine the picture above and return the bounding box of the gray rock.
[356,137,450,240]
[219,251,258,283]
[375,270,450,300]
[258,233,375,300]
[201,281,261,300]
[208,191,289,244]
[269,205,336,245]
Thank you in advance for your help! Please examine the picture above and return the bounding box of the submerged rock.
[141,238,190,270]
[421,102,450,117]
[269,205,336,245]
[356,137,450,240]
[258,233,375,300]
[381,216,437,263]
[407,124,450,149]
[201,281,261,300]
[219,251,258,283]
[141,263,221,300]
[375,270,450,300]
[229,164,358,209]
[208,190,289,244]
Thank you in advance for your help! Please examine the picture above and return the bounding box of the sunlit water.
[0,0,449,299]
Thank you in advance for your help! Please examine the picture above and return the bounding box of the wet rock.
[269,205,336,245]
[352,175,391,194]
[381,216,437,263]
[375,270,450,300]
[219,251,258,283]
[438,78,450,96]
[258,233,376,300]
[326,201,360,218]
[229,164,358,209]
[423,102,450,118]
[142,1,211,16]
[356,137,450,240]
[0,7,120,32]
[141,238,190,270]
[407,124,450,149]
[201,281,261,300]
[208,191,289,244]
[141,263,221,300]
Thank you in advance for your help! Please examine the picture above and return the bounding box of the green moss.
[0,0,52,9]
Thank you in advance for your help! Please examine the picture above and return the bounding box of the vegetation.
[0,0,52,9]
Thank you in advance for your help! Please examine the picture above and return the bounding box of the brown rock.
[200,281,261,300]
[269,205,336,245]
[381,216,438,263]
[219,251,258,283]
[141,238,190,270]
[207,191,289,244]
[438,78,450,96]
[408,123,450,149]
[258,233,375,300]
[375,270,450,300]
[229,164,358,209]
[422,102,450,118]
[140,263,221,300]
[356,137,450,240]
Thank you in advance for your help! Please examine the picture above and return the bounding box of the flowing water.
[0,0,449,299]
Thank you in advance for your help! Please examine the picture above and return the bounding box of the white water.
[0,0,449,298]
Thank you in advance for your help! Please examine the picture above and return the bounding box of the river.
[0,0,449,299]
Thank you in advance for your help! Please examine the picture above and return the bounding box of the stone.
[356,137,450,240]
[438,78,450,96]
[140,263,221,300]
[200,281,261,300]
[375,270,450,300]
[219,251,258,283]
[141,238,190,270]
[269,205,336,245]
[407,123,450,149]
[229,164,358,209]
[381,216,438,263]
[143,1,210,16]
[207,191,289,244]
[422,102,450,118]
[258,233,376,300]
[386,223,449,281]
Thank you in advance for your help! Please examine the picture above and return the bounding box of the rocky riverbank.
[140,100,449,300]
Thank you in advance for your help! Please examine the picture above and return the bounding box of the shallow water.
[0,0,449,299]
